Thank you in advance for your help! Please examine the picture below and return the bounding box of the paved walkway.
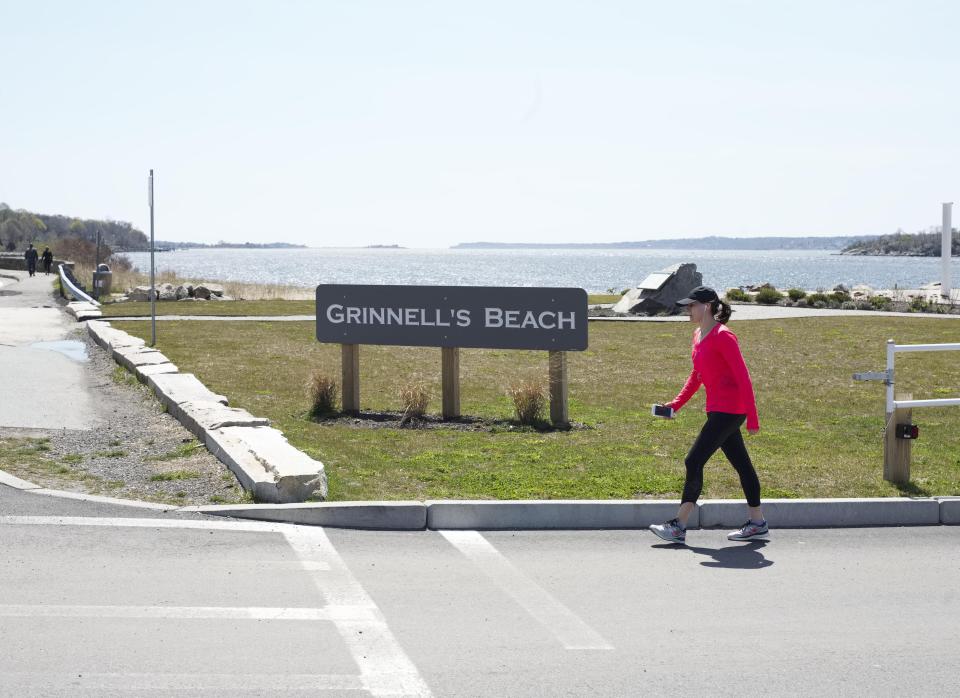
[0,271,95,430]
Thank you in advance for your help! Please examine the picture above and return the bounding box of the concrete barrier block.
[938,497,960,525]
[175,400,270,439]
[112,345,173,373]
[66,301,102,321]
[146,372,228,411]
[426,500,696,530]
[699,498,941,528]
[134,362,179,381]
[188,502,426,530]
[87,321,145,351]
[86,320,112,349]
[204,426,326,504]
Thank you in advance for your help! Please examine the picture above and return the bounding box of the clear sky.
[2,1,958,247]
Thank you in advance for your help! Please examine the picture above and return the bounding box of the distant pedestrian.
[649,286,768,545]
[24,244,38,277]
[41,247,53,275]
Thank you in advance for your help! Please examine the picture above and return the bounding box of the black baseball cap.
[676,286,720,306]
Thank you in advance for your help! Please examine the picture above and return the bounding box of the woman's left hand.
[747,427,760,436]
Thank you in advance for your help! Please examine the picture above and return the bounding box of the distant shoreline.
[453,235,879,251]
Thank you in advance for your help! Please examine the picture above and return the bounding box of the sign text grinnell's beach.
[315,285,588,351]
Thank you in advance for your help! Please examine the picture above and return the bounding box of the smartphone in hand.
[651,404,675,419]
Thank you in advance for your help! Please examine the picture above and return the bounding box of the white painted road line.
[440,530,614,651]
[0,604,379,622]
[0,672,366,692]
[284,525,434,697]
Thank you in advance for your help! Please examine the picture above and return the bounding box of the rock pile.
[123,283,231,302]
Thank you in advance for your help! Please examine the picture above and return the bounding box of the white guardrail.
[885,340,960,413]
[58,263,100,307]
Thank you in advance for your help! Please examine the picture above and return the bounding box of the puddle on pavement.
[29,340,89,362]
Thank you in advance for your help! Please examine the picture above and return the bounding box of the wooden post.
[341,344,360,415]
[549,350,569,426]
[441,347,461,420]
[884,393,912,484]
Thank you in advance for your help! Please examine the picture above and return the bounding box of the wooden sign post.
[883,392,912,484]
[548,350,568,426]
[441,347,461,419]
[341,344,360,415]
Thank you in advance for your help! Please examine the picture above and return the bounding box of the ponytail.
[712,300,732,324]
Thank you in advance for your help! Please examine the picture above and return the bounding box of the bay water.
[124,247,959,293]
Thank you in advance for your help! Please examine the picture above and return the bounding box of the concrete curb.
[2,467,960,529]
[425,500,695,530]
[938,497,960,525]
[0,470,180,510]
[183,502,427,530]
[699,498,942,527]
[0,470,44,490]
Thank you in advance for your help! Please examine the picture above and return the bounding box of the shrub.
[813,300,827,309]
[109,253,133,272]
[508,380,546,425]
[398,381,430,424]
[830,291,852,304]
[755,287,784,305]
[855,300,873,311]
[726,288,749,302]
[787,288,807,301]
[910,297,929,312]
[841,301,857,310]
[807,292,830,305]
[307,372,338,418]
[870,295,892,310]
[795,298,808,308]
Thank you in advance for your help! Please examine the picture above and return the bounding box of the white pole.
[149,169,156,347]
[942,202,952,299]
[886,339,895,416]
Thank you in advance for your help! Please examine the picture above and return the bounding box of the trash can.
[92,263,112,299]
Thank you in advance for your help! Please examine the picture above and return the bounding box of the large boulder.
[128,286,156,302]
[612,263,704,315]
[194,283,224,300]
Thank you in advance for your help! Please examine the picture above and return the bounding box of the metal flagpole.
[149,169,157,346]
[942,202,953,300]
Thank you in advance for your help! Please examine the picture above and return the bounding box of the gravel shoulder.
[0,326,250,506]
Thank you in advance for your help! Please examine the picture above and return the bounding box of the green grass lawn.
[118,317,960,501]
[101,295,620,317]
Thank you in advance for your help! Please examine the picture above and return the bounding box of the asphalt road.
[2,484,958,697]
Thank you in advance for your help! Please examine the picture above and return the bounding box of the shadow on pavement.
[653,540,773,569]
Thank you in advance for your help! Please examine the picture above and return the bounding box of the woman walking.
[649,286,768,544]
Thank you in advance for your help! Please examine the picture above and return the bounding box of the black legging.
[681,412,761,507]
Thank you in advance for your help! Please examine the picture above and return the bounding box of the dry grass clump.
[68,262,314,302]
[508,380,546,425]
[399,381,430,424]
[307,372,339,419]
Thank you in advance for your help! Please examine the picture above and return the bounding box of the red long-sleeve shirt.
[667,323,759,431]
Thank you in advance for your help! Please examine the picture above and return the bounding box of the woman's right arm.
[666,369,701,412]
